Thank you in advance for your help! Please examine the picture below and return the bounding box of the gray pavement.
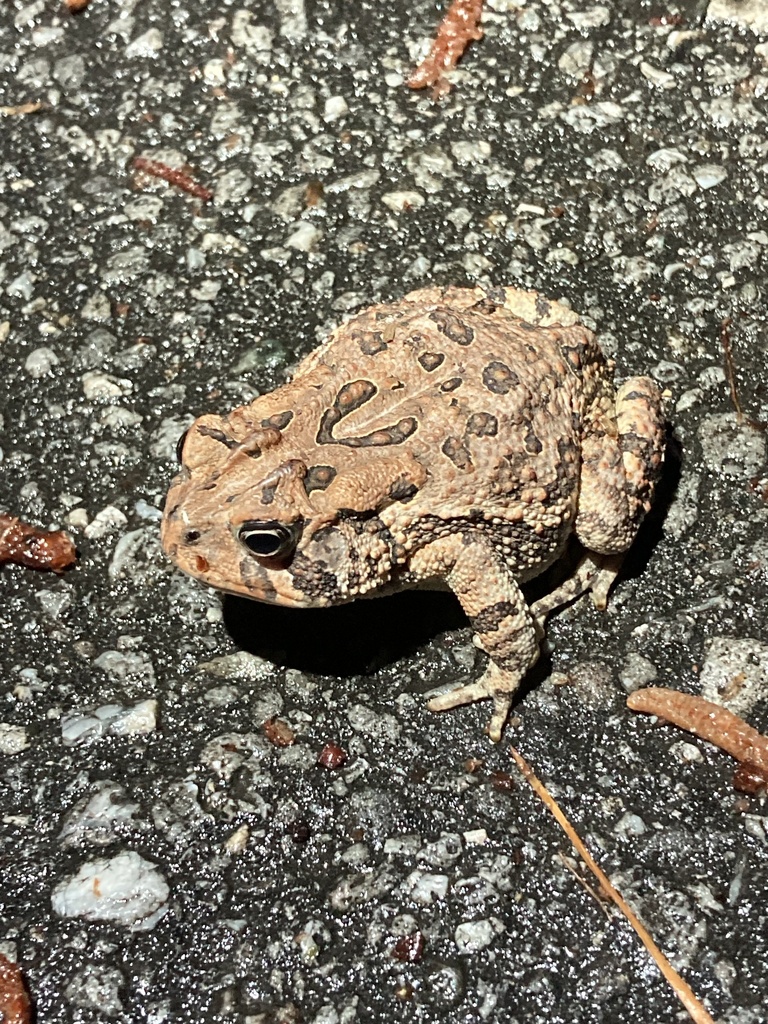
[1,0,767,1021]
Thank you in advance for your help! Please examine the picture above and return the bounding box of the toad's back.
[162,285,665,740]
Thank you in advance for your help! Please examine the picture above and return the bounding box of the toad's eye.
[238,521,300,559]
[175,428,190,464]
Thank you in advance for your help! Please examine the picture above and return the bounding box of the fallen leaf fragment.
[0,955,31,1024]
[509,745,716,1024]
[0,514,77,572]
[407,0,484,94]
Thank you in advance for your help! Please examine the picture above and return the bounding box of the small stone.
[614,812,647,837]
[231,11,273,56]
[699,637,768,715]
[401,870,449,905]
[59,781,140,848]
[455,918,501,953]
[285,222,323,251]
[0,723,30,755]
[83,505,128,539]
[125,28,163,58]
[381,191,425,212]
[81,291,112,322]
[323,95,348,121]
[223,823,250,855]
[24,346,59,378]
[692,164,727,189]
[81,371,133,401]
[698,413,766,479]
[707,0,768,33]
[52,850,169,930]
[196,650,272,682]
[640,61,676,89]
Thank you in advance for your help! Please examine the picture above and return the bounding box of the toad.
[162,286,664,740]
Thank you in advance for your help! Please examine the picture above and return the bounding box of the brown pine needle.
[557,852,612,921]
[719,317,743,423]
[509,745,717,1024]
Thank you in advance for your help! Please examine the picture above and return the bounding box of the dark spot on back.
[440,377,462,393]
[482,361,519,395]
[355,330,388,356]
[418,351,445,372]
[388,480,419,503]
[336,379,378,414]
[525,430,543,454]
[442,437,473,470]
[466,412,498,437]
[429,309,475,346]
[261,411,294,431]
[305,465,338,494]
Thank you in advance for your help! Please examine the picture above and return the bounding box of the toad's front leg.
[409,534,541,742]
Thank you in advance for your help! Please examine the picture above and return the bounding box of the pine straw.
[509,746,717,1024]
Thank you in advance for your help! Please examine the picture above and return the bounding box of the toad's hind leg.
[575,376,665,565]
[410,534,541,742]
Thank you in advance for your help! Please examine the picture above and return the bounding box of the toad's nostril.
[184,530,201,544]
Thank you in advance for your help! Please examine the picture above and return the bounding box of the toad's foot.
[530,551,624,627]
[427,662,523,743]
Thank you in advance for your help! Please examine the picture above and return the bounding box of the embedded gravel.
[1,1,767,1023]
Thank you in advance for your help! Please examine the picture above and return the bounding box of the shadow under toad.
[222,588,468,678]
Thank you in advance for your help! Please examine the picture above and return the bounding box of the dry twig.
[509,745,716,1024]
[719,317,743,423]
[0,101,43,116]
[407,0,484,95]
[0,955,31,1024]
[0,514,77,572]
[627,686,768,771]
[132,157,213,202]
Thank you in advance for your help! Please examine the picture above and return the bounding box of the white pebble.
[401,870,449,904]
[285,222,323,251]
[125,28,164,58]
[0,723,30,755]
[223,824,250,854]
[463,829,488,846]
[52,850,169,931]
[455,918,500,953]
[381,191,425,212]
[83,505,128,540]
[323,95,348,121]
[61,700,157,747]
[24,346,59,378]
[81,371,133,400]
[640,61,676,89]
[66,507,89,530]
[692,164,727,189]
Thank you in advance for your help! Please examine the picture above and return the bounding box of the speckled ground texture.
[1,0,768,1022]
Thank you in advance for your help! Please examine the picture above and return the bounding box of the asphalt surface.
[1,1,768,1022]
